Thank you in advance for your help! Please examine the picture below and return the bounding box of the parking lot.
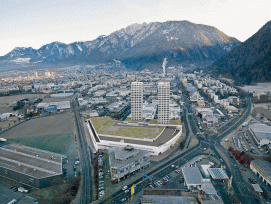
[228,118,270,156]
[0,183,36,204]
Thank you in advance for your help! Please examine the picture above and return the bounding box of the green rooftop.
[90,117,164,139]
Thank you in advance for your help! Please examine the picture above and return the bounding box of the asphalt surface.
[96,87,257,203]
[71,95,93,204]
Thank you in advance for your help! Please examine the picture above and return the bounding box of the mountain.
[0,21,240,70]
[210,21,271,84]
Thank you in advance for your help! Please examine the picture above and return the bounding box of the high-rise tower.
[131,82,143,120]
[158,82,170,124]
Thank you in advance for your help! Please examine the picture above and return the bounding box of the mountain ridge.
[0,20,241,70]
[210,20,271,84]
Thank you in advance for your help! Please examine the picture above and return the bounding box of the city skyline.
[1,0,271,56]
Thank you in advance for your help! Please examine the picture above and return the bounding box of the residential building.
[158,82,170,124]
[131,82,143,120]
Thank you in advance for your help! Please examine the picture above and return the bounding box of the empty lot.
[0,112,75,138]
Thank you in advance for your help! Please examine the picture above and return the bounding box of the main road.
[71,94,93,204]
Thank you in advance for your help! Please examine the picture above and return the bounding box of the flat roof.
[250,124,271,141]
[252,184,263,193]
[208,168,229,180]
[251,160,271,181]
[114,146,139,161]
[109,146,149,168]
[182,167,203,185]
[141,195,197,204]
[99,126,178,147]
[201,179,216,195]
[0,144,62,179]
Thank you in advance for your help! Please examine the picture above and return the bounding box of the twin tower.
[131,81,170,124]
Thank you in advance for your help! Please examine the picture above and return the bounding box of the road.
[96,88,256,203]
[71,94,93,204]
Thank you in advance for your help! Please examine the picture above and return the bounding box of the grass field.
[8,133,76,155]
[91,117,112,130]
[0,112,75,139]
[0,120,21,130]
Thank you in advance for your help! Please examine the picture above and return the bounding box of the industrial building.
[131,82,143,120]
[105,101,130,119]
[0,144,63,188]
[36,101,70,112]
[158,82,170,124]
[250,159,271,187]
[249,124,271,146]
[108,146,149,182]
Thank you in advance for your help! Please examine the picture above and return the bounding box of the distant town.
[0,62,271,204]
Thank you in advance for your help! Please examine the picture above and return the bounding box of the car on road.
[241,168,246,171]
[175,170,180,174]
[122,186,128,191]
[125,189,129,193]
[9,186,15,189]
[121,198,127,202]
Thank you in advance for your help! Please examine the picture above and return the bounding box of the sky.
[0,0,270,56]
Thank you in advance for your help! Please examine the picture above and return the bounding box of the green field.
[91,117,112,130]
[8,133,76,155]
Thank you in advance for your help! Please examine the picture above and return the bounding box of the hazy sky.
[1,0,270,56]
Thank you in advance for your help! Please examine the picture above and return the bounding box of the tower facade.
[158,82,170,124]
[131,82,143,120]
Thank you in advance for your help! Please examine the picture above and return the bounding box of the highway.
[71,95,93,204]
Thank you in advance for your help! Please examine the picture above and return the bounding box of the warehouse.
[0,144,63,188]
[250,159,271,187]
[249,124,271,146]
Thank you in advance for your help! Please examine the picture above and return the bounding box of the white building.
[131,82,143,120]
[249,124,271,146]
[158,82,170,124]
